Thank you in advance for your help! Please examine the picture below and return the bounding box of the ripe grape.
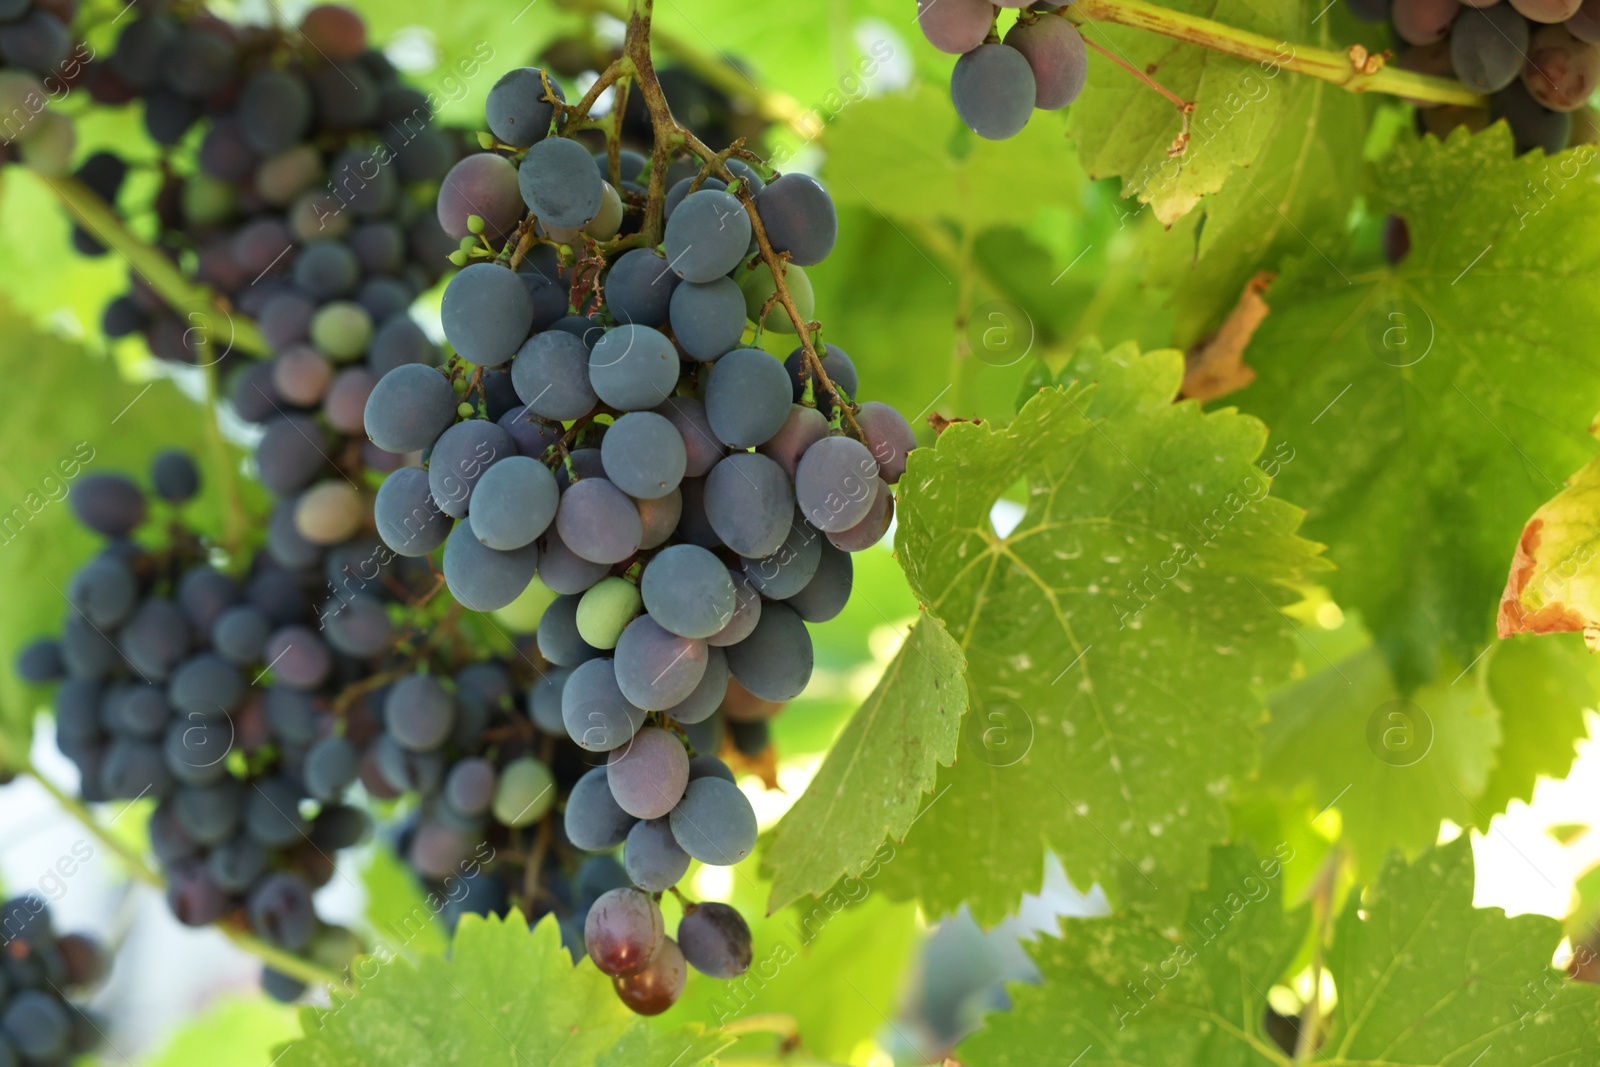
[601,411,688,499]
[827,476,894,552]
[152,450,201,503]
[1004,15,1088,110]
[1492,78,1573,151]
[589,325,681,410]
[624,817,691,891]
[585,888,665,978]
[444,758,497,817]
[565,764,639,849]
[70,474,146,537]
[169,653,246,717]
[706,348,793,448]
[555,478,644,565]
[364,364,456,454]
[1452,6,1533,91]
[512,330,598,420]
[438,153,525,241]
[442,522,541,611]
[655,396,725,477]
[562,658,647,752]
[442,263,535,366]
[678,902,753,978]
[428,420,516,518]
[519,136,604,228]
[246,778,311,848]
[607,726,690,819]
[613,936,687,1015]
[795,436,880,533]
[726,601,813,701]
[1523,24,1600,108]
[742,515,822,599]
[248,872,315,950]
[754,174,837,266]
[784,342,858,417]
[469,456,559,550]
[538,527,611,594]
[663,189,751,281]
[669,777,758,865]
[2,990,71,1061]
[704,452,792,557]
[855,401,916,484]
[663,645,729,725]
[1571,0,1600,42]
[641,545,737,640]
[637,488,684,550]
[375,466,451,557]
[604,248,679,327]
[614,615,709,710]
[1394,0,1462,44]
[759,404,830,479]
[669,277,746,362]
[788,540,853,623]
[951,44,1036,140]
[918,0,996,54]
[486,66,564,146]
[1512,0,1582,20]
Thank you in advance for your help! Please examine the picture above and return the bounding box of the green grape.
[577,576,643,650]
[492,756,555,827]
[739,262,813,334]
[310,301,373,361]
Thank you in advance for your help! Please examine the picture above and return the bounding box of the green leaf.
[823,85,1083,230]
[1474,634,1596,827]
[278,913,731,1067]
[1067,0,1299,225]
[873,340,1324,921]
[1260,645,1501,878]
[1233,125,1600,690]
[360,848,450,961]
[763,613,968,912]
[1325,838,1600,1065]
[959,839,1600,1066]
[1145,18,1368,346]
[958,844,1308,1066]
[146,997,300,1067]
[1498,419,1600,639]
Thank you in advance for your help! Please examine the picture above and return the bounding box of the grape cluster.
[1355,0,1600,154]
[354,60,916,1013]
[81,2,457,523]
[917,1,1087,140]
[0,896,106,1064]
[15,455,382,998]
[0,0,84,177]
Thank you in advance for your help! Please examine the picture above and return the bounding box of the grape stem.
[43,175,268,356]
[1077,32,1195,155]
[1060,0,1485,107]
[21,762,341,988]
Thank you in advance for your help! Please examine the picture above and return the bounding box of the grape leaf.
[1233,125,1600,691]
[873,339,1324,922]
[959,838,1600,1066]
[1145,13,1368,346]
[146,997,299,1067]
[823,85,1083,230]
[1473,634,1596,827]
[1498,420,1600,639]
[1260,645,1501,878]
[763,613,967,911]
[277,913,730,1067]
[1067,0,1299,225]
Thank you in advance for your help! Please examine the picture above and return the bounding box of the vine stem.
[617,0,864,439]
[199,352,247,556]
[43,176,268,356]
[1295,844,1343,1061]
[23,762,341,989]
[1062,0,1485,107]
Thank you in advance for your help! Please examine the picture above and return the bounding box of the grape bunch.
[14,455,384,999]
[1354,0,1600,154]
[82,1,458,516]
[0,896,106,1064]
[354,59,917,1013]
[0,0,85,177]
[917,1,1087,140]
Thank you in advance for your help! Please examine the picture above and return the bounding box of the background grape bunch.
[917,0,1087,140]
[0,0,84,177]
[0,896,106,1065]
[16,453,390,1000]
[1356,0,1600,153]
[355,57,918,1014]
